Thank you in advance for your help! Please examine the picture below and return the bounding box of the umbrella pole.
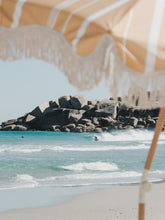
[138,107,165,220]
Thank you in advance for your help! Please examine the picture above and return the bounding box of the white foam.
[50,144,149,151]
[60,162,118,171]
[0,144,149,154]
[150,170,165,175]
[39,171,141,182]
[15,174,38,188]
[99,130,165,142]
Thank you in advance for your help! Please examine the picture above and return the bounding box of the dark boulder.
[2,125,16,131]
[63,127,70,132]
[70,95,87,109]
[123,125,134,129]
[94,127,103,133]
[49,101,59,108]
[2,119,17,127]
[50,125,61,132]
[82,105,94,111]
[92,117,99,126]
[77,124,87,132]
[30,102,50,118]
[63,123,76,132]
[69,109,85,123]
[95,99,118,119]
[13,125,28,131]
[74,126,83,133]
[128,117,138,127]
[137,118,146,126]
[99,117,115,127]
[58,96,70,108]
[29,108,70,130]
[25,114,36,123]
[80,119,92,124]
[118,104,130,117]
[85,122,95,132]
[146,119,156,128]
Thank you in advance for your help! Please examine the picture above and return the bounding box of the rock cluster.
[0,95,161,133]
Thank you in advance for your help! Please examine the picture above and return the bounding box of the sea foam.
[15,174,39,188]
[99,129,165,142]
[60,162,119,171]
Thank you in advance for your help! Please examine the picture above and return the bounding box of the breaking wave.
[0,144,149,154]
[60,162,118,171]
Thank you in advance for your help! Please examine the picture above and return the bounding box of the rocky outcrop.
[70,95,87,109]
[0,95,161,132]
[58,96,70,108]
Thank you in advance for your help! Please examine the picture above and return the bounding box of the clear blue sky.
[0,59,110,123]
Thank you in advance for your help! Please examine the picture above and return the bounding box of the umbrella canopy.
[1,1,165,220]
[1,0,165,108]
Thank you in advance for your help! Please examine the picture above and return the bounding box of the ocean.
[0,129,165,212]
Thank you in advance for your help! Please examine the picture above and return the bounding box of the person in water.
[94,136,98,141]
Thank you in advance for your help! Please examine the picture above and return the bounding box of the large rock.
[94,127,103,133]
[28,109,70,130]
[63,127,70,132]
[86,122,95,132]
[49,101,59,108]
[95,105,118,119]
[63,123,76,130]
[69,109,85,123]
[82,105,94,111]
[95,99,118,119]
[2,125,16,131]
[58,96,70,108]
[97,99,113,108]
[25,114,36,123]
[76,124,87,132]
[92,117,99,126]
[31,102,50,118]
[128,117,138,127]
[70,95,87,109]
[13,125,28,131]
[146,119,156,128]
[74,126,83,133]
[99,117,115,127]
[83,106,97,117]
[137,118,146,126]
[50,125,61,132]
[80,119,92,124]
[118,104,130,117]
[123,125,134,129]
[150,108,159,117]
[2,119,17,126]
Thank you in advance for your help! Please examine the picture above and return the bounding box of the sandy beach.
[0,183,165,220]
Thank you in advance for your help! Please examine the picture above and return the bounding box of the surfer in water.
[94,136,98,141]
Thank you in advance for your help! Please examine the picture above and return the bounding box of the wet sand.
[0,183,165,220]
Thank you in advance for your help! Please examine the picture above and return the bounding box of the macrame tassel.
[0,25,165,109]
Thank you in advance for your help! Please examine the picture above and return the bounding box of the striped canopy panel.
[0,0,165,108]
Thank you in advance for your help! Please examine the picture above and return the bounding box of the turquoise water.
[0,129,165,211]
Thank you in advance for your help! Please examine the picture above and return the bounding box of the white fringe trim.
[1,25,165,109]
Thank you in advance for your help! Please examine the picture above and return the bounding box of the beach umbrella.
[1,0,165,219]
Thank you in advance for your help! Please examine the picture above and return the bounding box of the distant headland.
[0,95,161,132]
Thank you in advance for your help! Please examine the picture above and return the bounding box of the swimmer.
[94,136,98,141]
[21,136,24,138]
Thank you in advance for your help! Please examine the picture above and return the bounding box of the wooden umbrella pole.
[138,107,165,220]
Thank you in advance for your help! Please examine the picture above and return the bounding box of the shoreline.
[1,183,165,220]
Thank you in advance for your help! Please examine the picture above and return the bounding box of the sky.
[0,59,110,123]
